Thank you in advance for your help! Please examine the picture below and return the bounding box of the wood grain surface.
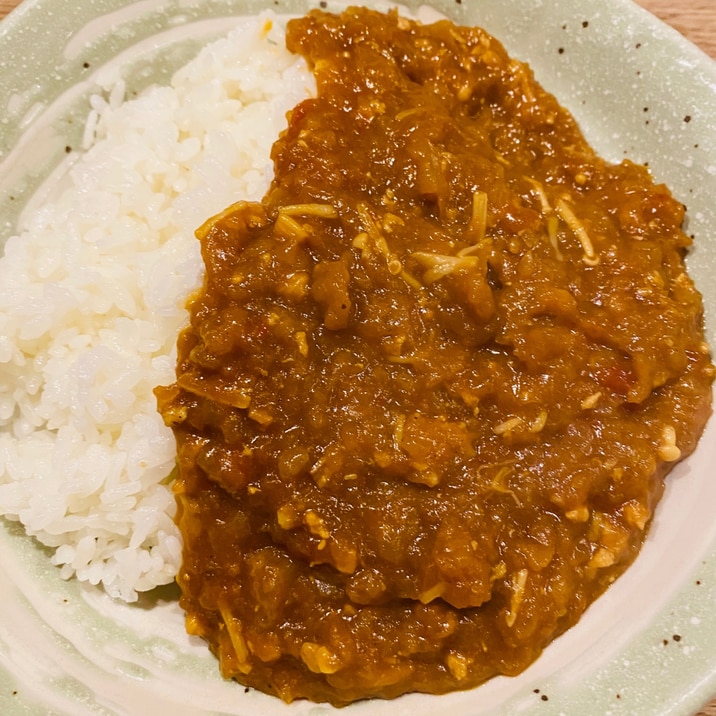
[0,0,714,714]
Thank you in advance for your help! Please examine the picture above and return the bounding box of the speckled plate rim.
[0,0,715,715]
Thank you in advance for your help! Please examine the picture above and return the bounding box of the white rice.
[0,14,315,602]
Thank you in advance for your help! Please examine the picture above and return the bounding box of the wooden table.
[0,0,714,713]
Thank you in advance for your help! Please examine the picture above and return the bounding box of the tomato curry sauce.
[156,7,714,705]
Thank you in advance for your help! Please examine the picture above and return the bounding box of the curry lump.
[155,7,714,706]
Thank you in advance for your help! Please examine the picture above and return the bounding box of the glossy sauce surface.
[156,8,714,705]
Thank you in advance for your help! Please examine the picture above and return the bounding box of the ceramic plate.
[0,0,715,714]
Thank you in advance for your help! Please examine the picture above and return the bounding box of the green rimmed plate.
[0,1,715,714]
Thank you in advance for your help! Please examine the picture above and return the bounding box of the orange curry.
[156,7,714,705]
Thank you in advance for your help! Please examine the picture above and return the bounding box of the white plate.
[0,0,715,714]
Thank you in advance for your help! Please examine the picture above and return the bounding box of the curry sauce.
[155,7,714,705]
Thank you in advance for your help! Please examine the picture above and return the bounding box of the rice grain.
[0,14,315,602]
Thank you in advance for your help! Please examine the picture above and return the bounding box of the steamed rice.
[0,14,315,601]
